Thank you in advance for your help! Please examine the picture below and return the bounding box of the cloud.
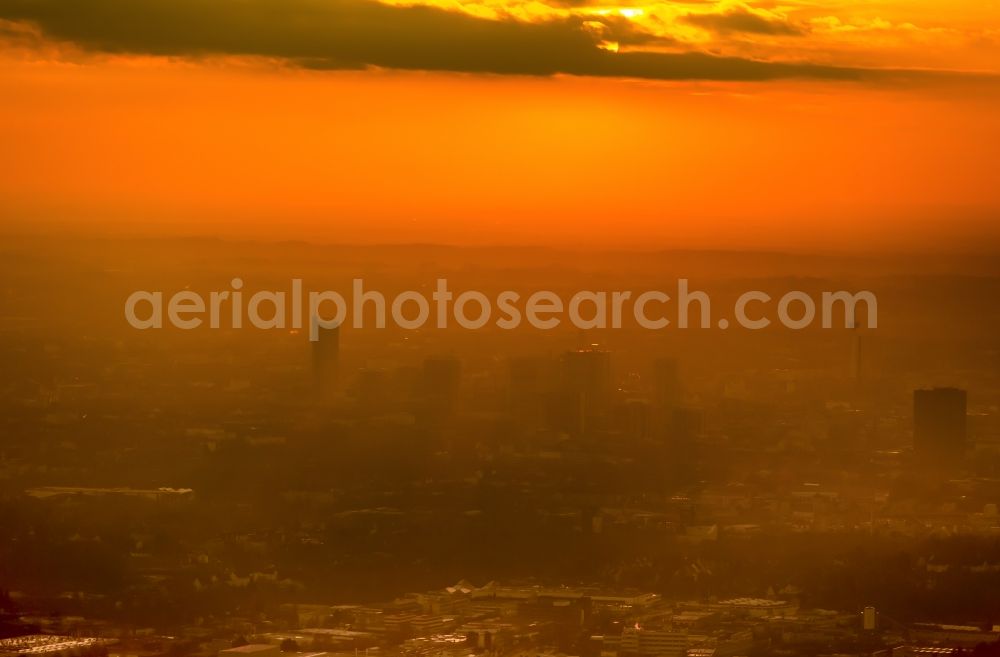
[0,0,892,81]
[545,0,714,7]
[682,7,804,36]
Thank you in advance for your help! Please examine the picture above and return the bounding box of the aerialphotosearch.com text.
[124,278,878,340]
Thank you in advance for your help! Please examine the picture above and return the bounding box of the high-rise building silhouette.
[555,347,612,436]
[563,347,611,402]
[913,387,967,461]
[311,324,340,397]
[648,357,682,443]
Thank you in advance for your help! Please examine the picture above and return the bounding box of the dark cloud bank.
[0,0,934,81]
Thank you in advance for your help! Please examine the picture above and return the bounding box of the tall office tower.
[649,357,681,443]
[652,357,682,409]
[421,355,461,417]
[556,347,612,436]
[563,347,612,403]
[311,324,340,397]
[913,387,967,461]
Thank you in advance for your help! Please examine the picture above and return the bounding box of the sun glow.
[374,0,1000,72]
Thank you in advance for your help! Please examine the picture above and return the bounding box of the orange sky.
[1,0,999,251]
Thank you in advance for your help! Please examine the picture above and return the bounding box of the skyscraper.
[556,347,612,436]
[311,324,340,397]
[913,387,967,461]
[563,347,612,402]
